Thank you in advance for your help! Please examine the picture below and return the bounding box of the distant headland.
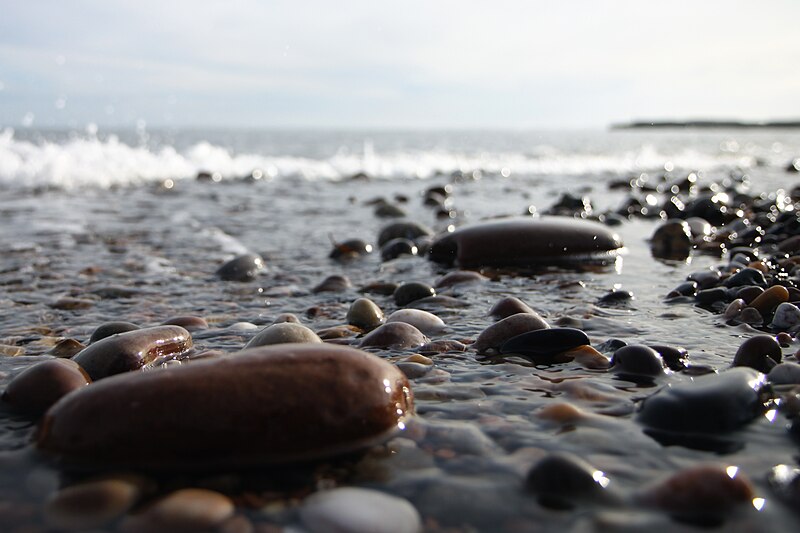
[611,120,800,130]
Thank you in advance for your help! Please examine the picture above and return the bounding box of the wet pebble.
[767,362,800,385]
[385,309,446,335]
[428,217,622,268]
[525,452,618,509]
[648,344,689,371]
[161,315,209,331]
[732,334,782,373]
[380,238,418,261]
[638,465,755,525]
[767,464,800,506]
[38,344,413,468]
[313,274,352,293]
[650,220,693,260]
[610,345,666,380]
[377,221,432,247]
[499,327,590,364]
[346,298,384,331]
[50,297,94,310]
[124,488,234,532]
[44,478,142,531]
[299,487,421,533]
[749,285,789,316]
[2,358,91,415]
[244,323,322,348]
[73,325,193,381]
[48,338,86,358]
[434,270,488,288]
[359,322,429,350]
[473,313,550,354]
[393,282,435,306]
[216,253,265,282]
[89,321,140,344]
[723,267,767,288]
[637,368,772,450]
[771,302,800,330]
[330,238,373,260]
[488,296,537,320]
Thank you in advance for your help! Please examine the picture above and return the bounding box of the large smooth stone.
[72,326,193,381]
[300,487,421,533]
[427,217,622,268]
[636,368,773,451]
[38,344,413,469]
[244,322,321,348]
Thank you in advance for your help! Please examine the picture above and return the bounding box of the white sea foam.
[0,127,785,190]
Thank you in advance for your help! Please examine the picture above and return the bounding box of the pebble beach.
[2,127,800,532]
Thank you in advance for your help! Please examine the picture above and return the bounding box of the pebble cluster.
[2,162,800,531]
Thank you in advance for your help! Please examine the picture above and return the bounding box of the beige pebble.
[48,338,85,358]
[135,488,234,532]
[44,478,141,531]
[0,344,24,356]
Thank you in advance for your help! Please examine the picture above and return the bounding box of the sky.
[1,0,799,130]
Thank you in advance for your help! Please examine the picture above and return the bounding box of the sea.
[1,126,800,531]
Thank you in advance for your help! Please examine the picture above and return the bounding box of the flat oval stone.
[378,221,433,247]
[244,323,322,348]
[435,270,488,288]
[72,326,193,381]
[44,478,142,531]
[127,488,234,531]
[474,313,550,354]
[38,344,413,469]
[499,327,590,363]
[385,309,446,335]
[300,487,422,533]
[313,274,352,293]
[215,253,264,282]
[2,359,91,415]
[767,362,800,385]
[637,368,773,449]
[359,323,429,350]
[427,217,622,268]
[160,315,209,331]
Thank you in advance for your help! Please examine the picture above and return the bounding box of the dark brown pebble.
[732,335,782,373]
[733,285,764,304]
[648,344,688,371]
[417,340,468,355]
[488,296,537,320]
[650,220,693,260]
[610,345,666,379]
[73,325,193,381]
[89,322,140,344]
[329,238,373,260]
[49,297,94,310]
[526,452,618,509]
[474,313,550,353]
[434,270,488,288]
[2,359,90,415]
[723,267,767,288]
[377,221,433,247]
[38,344,414,469]
[313,274,352,293]
[394,282,435,306]
[380,238,418,261]
[428,217,622,268]
[161,316,209,331]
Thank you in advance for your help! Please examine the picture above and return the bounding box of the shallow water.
[2,128,800,531]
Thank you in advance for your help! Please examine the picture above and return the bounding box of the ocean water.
[2,127,800,531]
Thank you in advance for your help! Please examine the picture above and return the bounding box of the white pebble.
[385,309,445,335]
[300,487,421,533]
[772,302,800,330]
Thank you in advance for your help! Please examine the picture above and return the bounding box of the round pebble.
[488,296,537,320]
[749,285,789,316]
[732,335,782,373]
[772,302,800,330]
[44,478,142,531]
[359,322,429,350]
[385,309,446,335]
[500,327,590,364]
[526,452,618,509]
[473,313,550,354]
[2,358,91,415]
[346,298,385,330]
[394,282,436,306]
[216,253,265,282]
[244,323,322,348]
[299,487,421,533]
[89,321,140,344]
[132,488,234,532]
